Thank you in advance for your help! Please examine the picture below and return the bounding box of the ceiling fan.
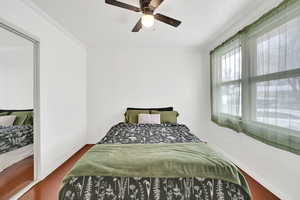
[105,0,182,32]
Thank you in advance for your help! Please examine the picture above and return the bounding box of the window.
[211,0,300,155]
[250,15,300,132]
[211,41,242,124]
[220,47,242,117]
[253,78,300,131]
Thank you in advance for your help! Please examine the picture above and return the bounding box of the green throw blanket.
[64,143,250,195]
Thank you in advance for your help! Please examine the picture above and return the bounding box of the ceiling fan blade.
[154,13,181,27]
[149,0,164,10]
[132,18,142,32]
[105,0,141,12]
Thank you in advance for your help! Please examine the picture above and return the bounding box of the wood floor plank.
[242,170,279,200]
[19,145,93,200]
[0,156,33,200]
[19,145,279,200]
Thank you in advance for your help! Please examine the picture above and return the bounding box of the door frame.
[0,18,41,196]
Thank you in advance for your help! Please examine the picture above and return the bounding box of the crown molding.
[21,0,86,49]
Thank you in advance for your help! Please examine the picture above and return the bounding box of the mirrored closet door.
[0,22,38,199]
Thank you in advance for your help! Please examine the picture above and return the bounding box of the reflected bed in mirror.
[0,22,37,199]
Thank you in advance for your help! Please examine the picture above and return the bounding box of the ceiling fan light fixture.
[141,14,154,28]
[105,0,182,32]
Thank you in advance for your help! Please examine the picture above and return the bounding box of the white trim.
[10,143,86,199]
[33,40,41,181]
[21,0,86,49]
[210,143,289,200]
[0,19,41,200]
[10,180,40,200]
[0,17,40,44]
[39,143,86,180]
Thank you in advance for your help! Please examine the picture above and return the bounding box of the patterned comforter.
[60,123,250,200]
[0,125,33,155]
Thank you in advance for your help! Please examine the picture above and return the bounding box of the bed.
[59,122,251,200]
[0,110,34,172]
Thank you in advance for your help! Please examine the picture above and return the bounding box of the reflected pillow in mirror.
[0,115,16,126]
[10,111,33,126]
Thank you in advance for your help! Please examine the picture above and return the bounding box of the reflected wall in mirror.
[0,23,37,199]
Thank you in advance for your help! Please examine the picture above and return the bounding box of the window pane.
[221,83,241,116]
[221,46,241,81]
[256,15,300,76]
[254,77,300,131]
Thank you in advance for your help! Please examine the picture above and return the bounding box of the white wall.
[0,0,87,179]
[87,46,209,143]
[202,0,300,199]
[0,45,33,109]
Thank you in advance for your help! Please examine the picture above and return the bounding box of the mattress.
[0,144,33,172]
[59,123,251,200]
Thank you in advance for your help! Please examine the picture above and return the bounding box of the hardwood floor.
[20,145,279,200]
[241,170,279,200]
[0,156,33,200]
[19,145,93,200]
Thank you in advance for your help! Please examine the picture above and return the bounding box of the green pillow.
[11,111,33,126]
[0,112,9,116]
[151,111,179,123]
[125,110,150,123]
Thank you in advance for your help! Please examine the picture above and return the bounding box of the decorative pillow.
[0,112,9,116]
[10,111,33,126]
[151,111,179,123]
[125,110,150,123]
[138,114,160,124]
[0,115,16,126]
[127,107,173,111]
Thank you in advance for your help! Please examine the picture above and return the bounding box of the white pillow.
[0,115,16,126]
[138,114,160,124]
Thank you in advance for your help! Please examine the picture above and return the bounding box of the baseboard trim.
[10,143,87,200]
[210,143,288,200]
[10,180,40,200]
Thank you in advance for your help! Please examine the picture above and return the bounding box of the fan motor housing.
[143,7,153,14]
[139,0,151,9]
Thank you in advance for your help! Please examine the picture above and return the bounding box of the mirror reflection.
[0,24,35,199]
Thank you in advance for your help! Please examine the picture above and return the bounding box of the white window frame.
[246,25,300,133]
[218,45,242,119]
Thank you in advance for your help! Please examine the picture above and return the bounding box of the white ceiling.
[30,0,274,48]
